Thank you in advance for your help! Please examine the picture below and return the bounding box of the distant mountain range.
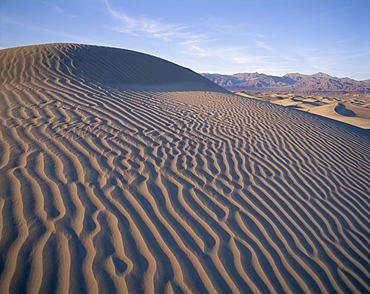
[200,72,370,97]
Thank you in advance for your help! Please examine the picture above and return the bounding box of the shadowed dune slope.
[0,43,226,91]
[0,44,369,294]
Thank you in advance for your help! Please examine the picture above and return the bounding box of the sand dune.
[0,44,369,293]
[235,92,370,129]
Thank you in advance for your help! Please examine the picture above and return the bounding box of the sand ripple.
[0,44,369,293]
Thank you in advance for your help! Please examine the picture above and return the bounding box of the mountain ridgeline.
[201,72,370,96]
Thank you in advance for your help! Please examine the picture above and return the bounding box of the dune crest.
[0,43,226,92]
[0,44,369,293]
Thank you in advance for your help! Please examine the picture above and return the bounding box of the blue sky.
[1,0,369,80]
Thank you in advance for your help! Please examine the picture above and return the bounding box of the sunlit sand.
[234,91,370,129]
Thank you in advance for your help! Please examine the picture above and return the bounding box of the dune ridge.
[0,44,369,293]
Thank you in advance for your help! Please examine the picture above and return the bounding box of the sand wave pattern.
[0,44,369,293]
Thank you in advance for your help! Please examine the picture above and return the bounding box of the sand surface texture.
[0,44,369,293]
[234,92,370,129]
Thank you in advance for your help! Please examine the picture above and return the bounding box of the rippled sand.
[0,44,369,293]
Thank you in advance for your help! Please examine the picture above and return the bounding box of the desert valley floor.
[0,44,369,294]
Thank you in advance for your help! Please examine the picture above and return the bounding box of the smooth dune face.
[0,44,369,294]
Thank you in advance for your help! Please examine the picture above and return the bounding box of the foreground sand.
[0,44,369,293]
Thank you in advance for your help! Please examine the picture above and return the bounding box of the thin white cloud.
[1,15,89,43]
[102,0,319,77]
[41,2,77,18]
[103,0,233,59]
[232,56,269,64]
[254,41,273,51]
[103,0,253,63]
[103,0,188,41]
[182,42,274,70]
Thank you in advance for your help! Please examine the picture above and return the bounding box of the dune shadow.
[334,103,356,117]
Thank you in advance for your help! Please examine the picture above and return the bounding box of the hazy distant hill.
[201,72,370,96]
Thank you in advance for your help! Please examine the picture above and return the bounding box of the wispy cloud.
[41,2,77,18]
[101,0,304,76]
[103,0,189,41]
[104,0,230,51]
[254,41,273,51]
[103,0,251,61]
[1,15,89,43]
[307,52,369,78]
